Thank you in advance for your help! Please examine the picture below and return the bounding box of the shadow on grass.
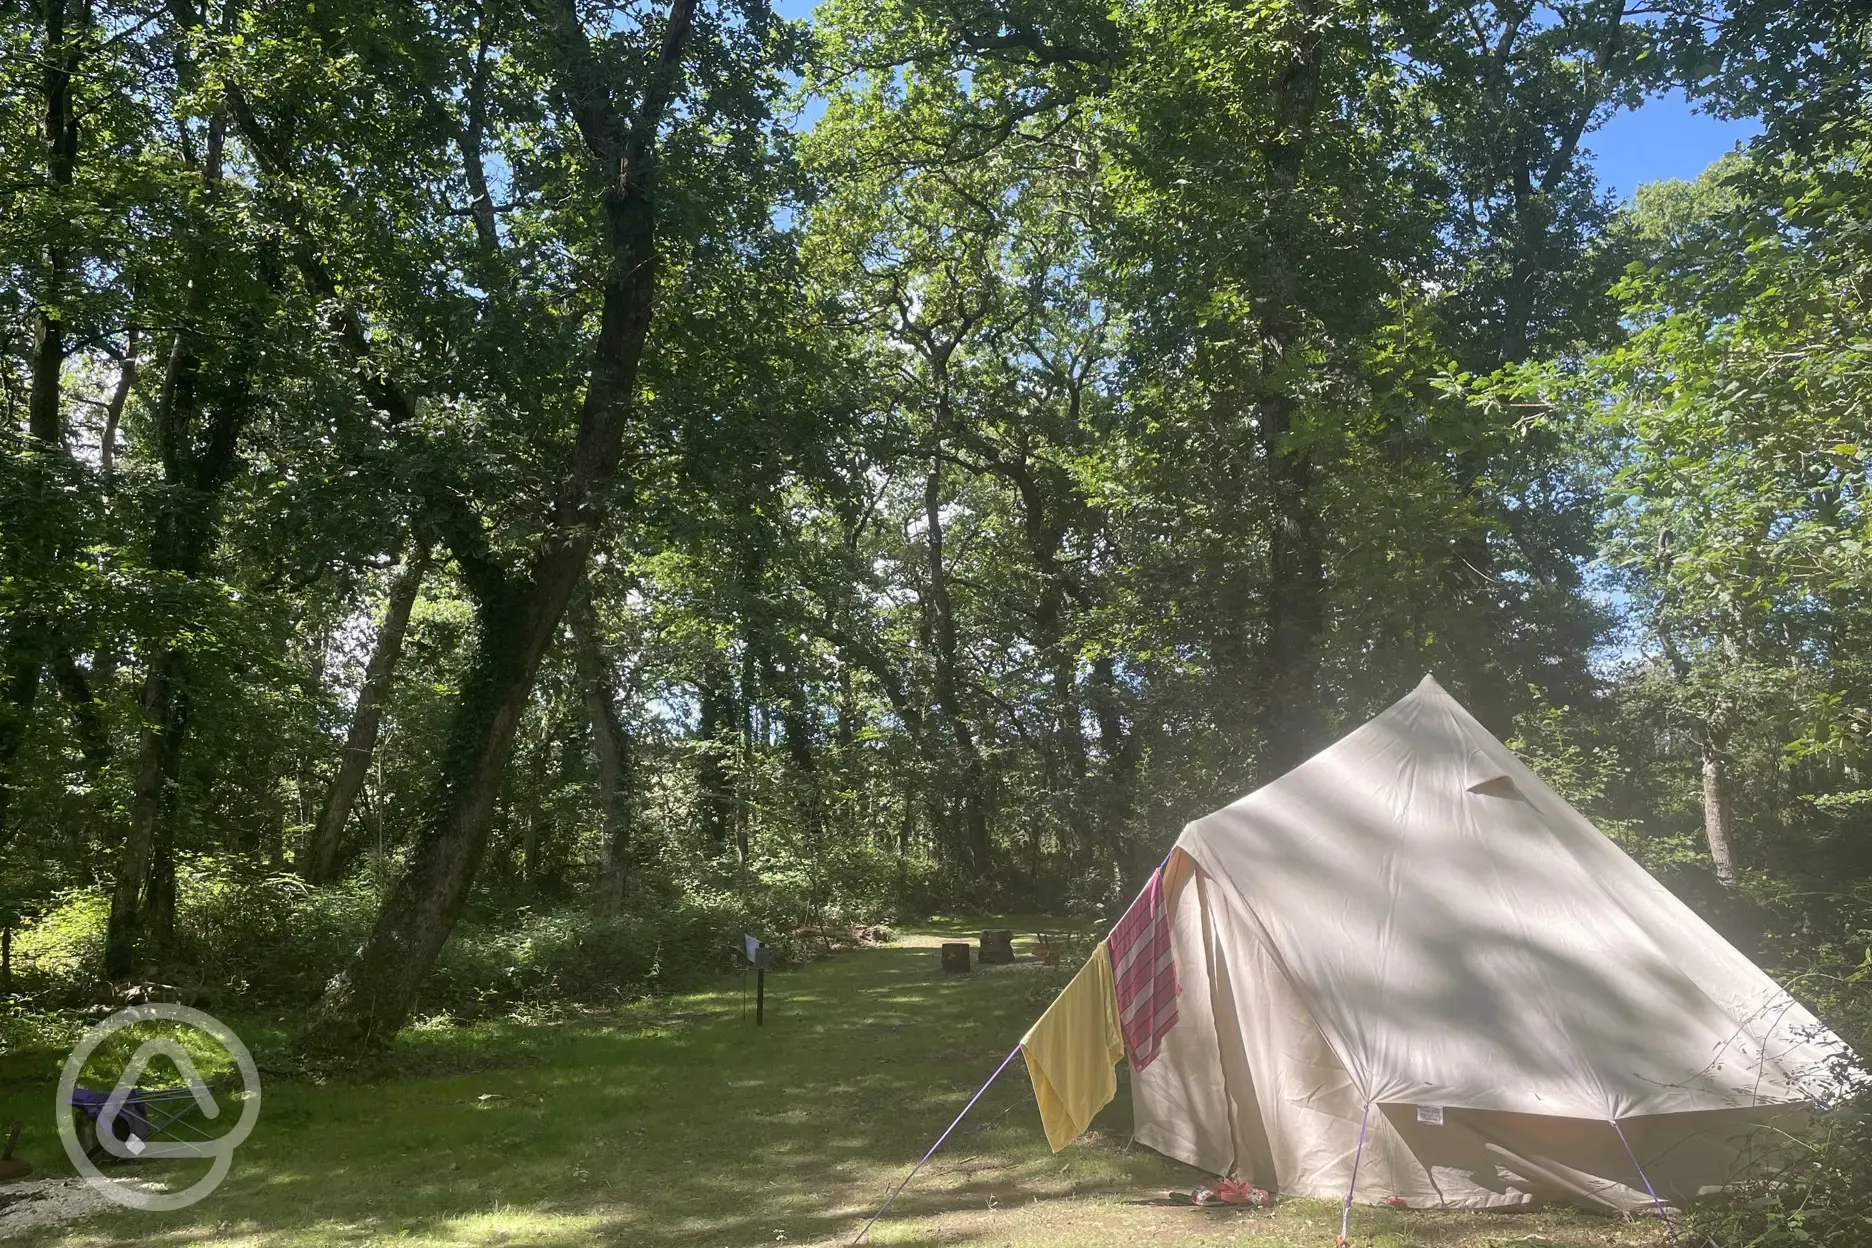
[0,930,1174,1247]
[0,927,1652,1248]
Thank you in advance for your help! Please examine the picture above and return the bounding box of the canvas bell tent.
[1034,675,1853,1213]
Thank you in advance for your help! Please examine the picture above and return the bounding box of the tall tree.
[300,541,431,883]
[1577,134,1872,888]
[105,0,287,974]
[296,0,797,1052]
[571,590,633,914]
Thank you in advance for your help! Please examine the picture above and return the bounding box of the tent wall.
[1174,679,1842,1121]
[1130,854,1816,1210]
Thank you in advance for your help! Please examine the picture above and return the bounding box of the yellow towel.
[1021,941,1125,1151]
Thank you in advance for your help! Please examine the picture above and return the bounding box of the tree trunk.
[1252,30,1328,781]
[696,671,736,857]
[1002,453,1091,863]
[777,673,824,908]
[0,0,86,856]
[923,456,991,879]
[29,311,67,447]
[102,101,254,978]
[28,0,80,447]
[585,679,632,914]
[571,598,632,915]
[301,543,431,882]
[301,582,561,1046]
[97,0,263,973]
[458,33,500,256]
[0,661,43,859]
[737,643,757,862]
[1088,654,1138,863]
[1258,404,1327,776]
[298,0,699,1055]
[522,798,544,891]
[49,652,111,776]
[107,653,189,978]
[898,780,916,860]
[101,329,139,479]
[142,808,181,961]
[1701,735,1739,888]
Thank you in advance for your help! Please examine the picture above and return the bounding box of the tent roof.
[1175,674,1848,1121]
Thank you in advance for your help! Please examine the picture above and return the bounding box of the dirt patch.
[0,1178,112,1239]
[0,1175,175,1239]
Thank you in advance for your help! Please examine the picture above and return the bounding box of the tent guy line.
[850,1044,1025,1245]
[1609,1117,1671,1225]
[1337,1103,1370,1248]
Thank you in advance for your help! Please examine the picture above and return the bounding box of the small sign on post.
[742,934,774,1025]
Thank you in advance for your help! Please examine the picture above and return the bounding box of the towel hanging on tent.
[1021,942,1125,1151]
[1109,865,1181,1070]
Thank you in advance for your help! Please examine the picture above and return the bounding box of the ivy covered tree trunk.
[923,456,991,879]
[299,0,700,1055]
[300,542,430,883]
[0,0,85,858]
[104,85,259,977]
[0,662,44,860]
[572,599,632,915]
[107,652,190,977]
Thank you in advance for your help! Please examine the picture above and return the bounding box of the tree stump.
[979,929,1015,965]
[940,942,972,974]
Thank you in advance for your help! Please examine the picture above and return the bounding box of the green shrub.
[4,860,821,1021]
[1683,1098,1872,1247]
[169,865,378,1002]
[423,902,754,1015]
[8,890,109,999]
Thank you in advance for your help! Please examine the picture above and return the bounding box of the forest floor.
[0,921,1669,1247]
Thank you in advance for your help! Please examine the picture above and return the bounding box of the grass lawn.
[0,921,1670,1247]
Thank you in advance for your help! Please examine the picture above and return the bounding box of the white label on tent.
[1416,1105,1444,1126]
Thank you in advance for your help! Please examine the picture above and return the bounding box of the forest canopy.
[3,0,1870,1164]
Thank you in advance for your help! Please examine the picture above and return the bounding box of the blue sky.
[1588,89,1761,201]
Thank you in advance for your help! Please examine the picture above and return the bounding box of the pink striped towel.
[1108,866,1180,1070]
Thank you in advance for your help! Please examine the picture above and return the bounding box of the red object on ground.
[1193,1178,1269,1207]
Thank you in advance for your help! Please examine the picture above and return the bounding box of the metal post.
[756,967,765,1025]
